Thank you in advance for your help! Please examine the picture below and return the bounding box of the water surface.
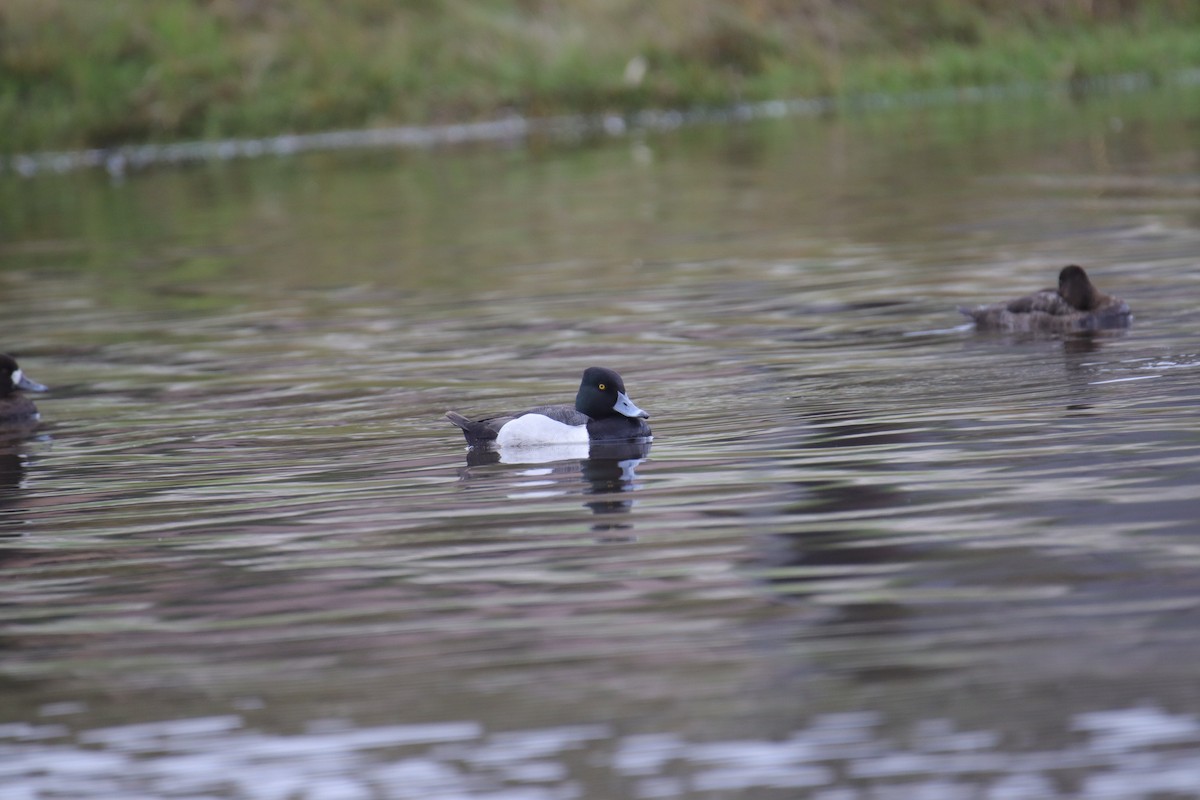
[2,85,1200,799]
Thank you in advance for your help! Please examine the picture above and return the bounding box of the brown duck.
[959,265,1132,332]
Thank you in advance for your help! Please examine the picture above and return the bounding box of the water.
[2,85,1200,799]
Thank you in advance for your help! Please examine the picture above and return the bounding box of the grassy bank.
[3,0,1200,154]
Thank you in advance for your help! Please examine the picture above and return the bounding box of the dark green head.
[1058,265,1099,310]
[575,367,649,420]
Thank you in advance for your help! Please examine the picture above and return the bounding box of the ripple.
[4,81,1200,799]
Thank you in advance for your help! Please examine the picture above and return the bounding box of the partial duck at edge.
[0,353,47,424]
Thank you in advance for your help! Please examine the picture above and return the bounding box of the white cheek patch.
[11,369,22,389]
[496,414,590,447]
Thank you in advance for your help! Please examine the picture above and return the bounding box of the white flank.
[495,414,590,447]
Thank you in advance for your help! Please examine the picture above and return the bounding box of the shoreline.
[3,2,1199,162]
[7,68,1199,179]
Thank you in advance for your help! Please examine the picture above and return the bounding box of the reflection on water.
[0,449,29,538]
[2,84,1200,797]
[5,705,1200,798]
[460,441,650,529]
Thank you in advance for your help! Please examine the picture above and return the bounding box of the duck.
[446,366,651,447]
[959,265,1132,332]
[0,353,47,424]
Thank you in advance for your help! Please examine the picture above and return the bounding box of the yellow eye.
[598,383,606,390]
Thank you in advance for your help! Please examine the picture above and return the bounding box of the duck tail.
[445,410,472,430]
[445,410,490,446]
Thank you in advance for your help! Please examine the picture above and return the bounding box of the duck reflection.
[0,435,48,548]
[580,441,651,525]
[459,440,651,529]
[964,325,1124,351]
[964,326,1127,410]
[0,450,27,537]
[1061,330,1108,357]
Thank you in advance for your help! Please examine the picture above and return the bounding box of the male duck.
[0,353,47,424]
[446,366,651,447]
[959,265,1131,332]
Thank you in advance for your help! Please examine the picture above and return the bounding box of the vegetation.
[3,0,1200,153]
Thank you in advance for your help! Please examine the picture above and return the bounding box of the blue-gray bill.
[613,391,649,419]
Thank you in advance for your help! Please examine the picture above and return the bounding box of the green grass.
[3,0,1200,153]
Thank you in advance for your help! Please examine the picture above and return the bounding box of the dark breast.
[0,396,40,424]
[586,416,652,441]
